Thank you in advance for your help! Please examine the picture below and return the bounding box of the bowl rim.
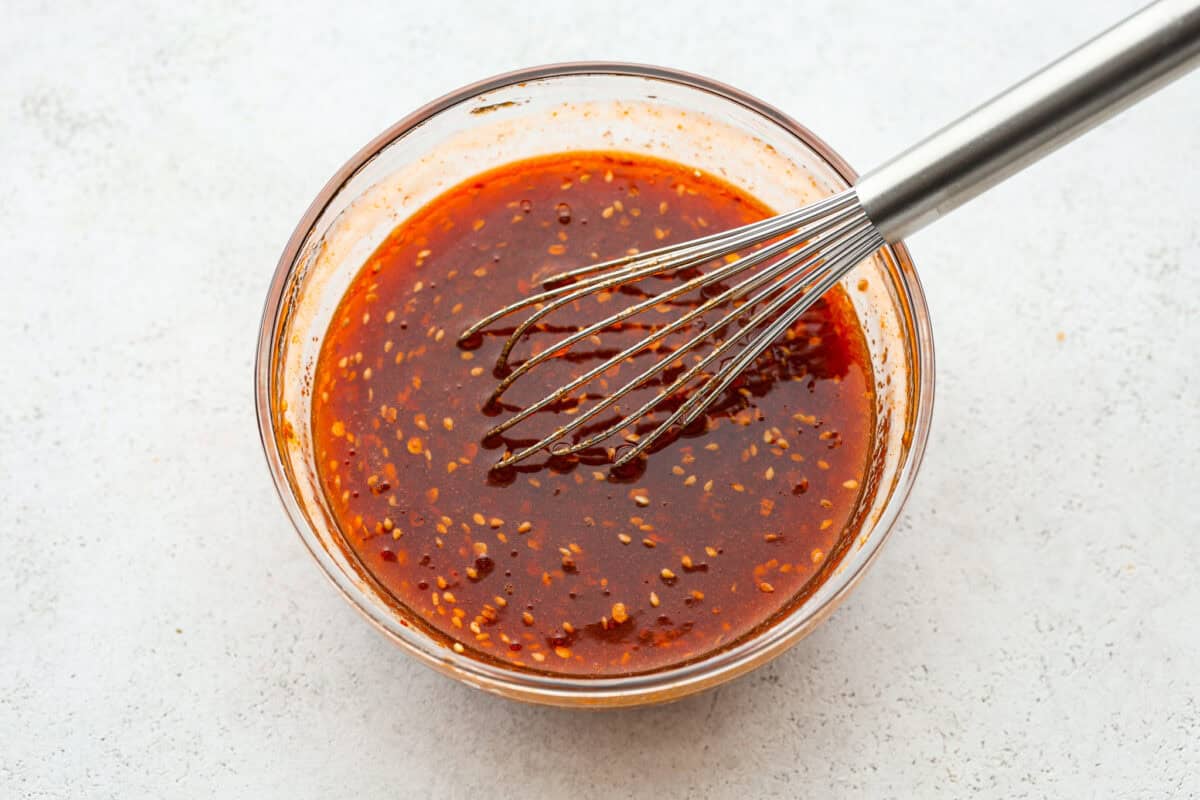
[255,61,935,705]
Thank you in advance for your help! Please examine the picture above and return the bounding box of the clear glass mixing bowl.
[255,63,934,707]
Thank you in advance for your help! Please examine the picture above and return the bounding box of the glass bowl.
[255,63,934,708]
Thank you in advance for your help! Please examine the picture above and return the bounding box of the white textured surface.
[3,1,1198,796]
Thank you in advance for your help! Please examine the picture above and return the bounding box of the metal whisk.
[461,0,1200,470]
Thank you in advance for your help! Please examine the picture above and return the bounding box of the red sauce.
[312,152,874,676]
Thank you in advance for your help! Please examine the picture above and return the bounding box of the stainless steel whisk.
[461,0,1200,470]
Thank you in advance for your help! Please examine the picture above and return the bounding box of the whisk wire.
[487,217,865,457]
[474,189,887,469]
[512,227,874,468]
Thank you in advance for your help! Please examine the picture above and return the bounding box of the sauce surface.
[312,152,874,676]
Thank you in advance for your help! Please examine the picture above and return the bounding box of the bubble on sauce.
[555,202,572,224]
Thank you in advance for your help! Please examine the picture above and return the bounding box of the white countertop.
[3,1,1198,796]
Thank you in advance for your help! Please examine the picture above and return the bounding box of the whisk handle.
[856,0,1200,242]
